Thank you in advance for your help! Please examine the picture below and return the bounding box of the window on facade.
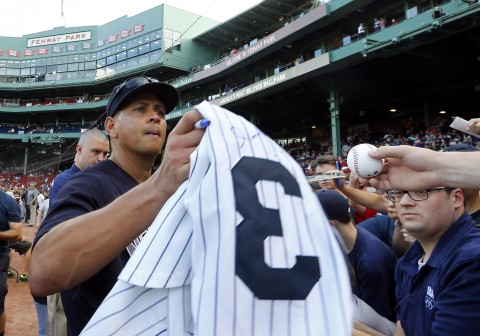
[138,54,149,64]
[106,65,115,74]
[67,72,79,80]
[57,64,67,72]
[164,29,181,52]
[47,65,56,74]
[150,49,162,61]
[117,51,127,62]
[35,66,46,75]
[84,61,96,70]
[8,61,21,69]
[151,40,161,51]
[126,57,138,67]
[68,63,79,71]
[127,48,138,58]
[85,70,96,78]
[107,55,116,65]
[97,58,106,68]
[116,60,126,70]
[96,68,106,76]
[6,68,20,76]
[138,43,150,55]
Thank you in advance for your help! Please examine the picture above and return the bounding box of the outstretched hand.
[467,118,480,136]
[359,145,442,191]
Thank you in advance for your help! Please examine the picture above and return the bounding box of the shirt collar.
[401,212,474,268]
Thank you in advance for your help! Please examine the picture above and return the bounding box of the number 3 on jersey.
[233,157,321,300]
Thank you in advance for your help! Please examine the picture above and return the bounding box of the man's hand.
[152,110,206,200]
[467,117,480,136]
[360,146,442,191]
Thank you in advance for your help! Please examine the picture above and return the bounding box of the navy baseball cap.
[315,189,350,221]
[106,76,179,117]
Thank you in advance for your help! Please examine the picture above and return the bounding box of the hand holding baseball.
[347,144,384,178]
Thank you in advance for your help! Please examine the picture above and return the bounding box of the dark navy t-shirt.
[34,160,138,336]
[0,191,21,258]
[349,227,398,321]
[357,214,395,249]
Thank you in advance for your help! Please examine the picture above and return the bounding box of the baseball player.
[81,102,352,335]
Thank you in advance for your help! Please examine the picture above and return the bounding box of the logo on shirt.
[126,229,148,256]
[425,285,435,310]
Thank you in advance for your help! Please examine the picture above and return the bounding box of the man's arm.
[393,321,405,336]
[0,221,22,242]
[337,177,389,215]
[353,320,386,336]
[29,111,205,297]
[363,145,480,190]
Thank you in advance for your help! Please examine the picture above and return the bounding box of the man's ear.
[105,116,117,138]
[452,188,465,209]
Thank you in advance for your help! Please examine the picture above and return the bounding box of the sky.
[1,0,264,37]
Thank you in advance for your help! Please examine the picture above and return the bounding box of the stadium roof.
[193,0,316,53]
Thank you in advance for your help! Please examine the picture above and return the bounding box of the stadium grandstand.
[0,0,479,187]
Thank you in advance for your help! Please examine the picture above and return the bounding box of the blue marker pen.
[335,161,341,188]
[194,119,210,129]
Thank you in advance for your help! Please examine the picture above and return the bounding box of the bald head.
[75,128,110,170]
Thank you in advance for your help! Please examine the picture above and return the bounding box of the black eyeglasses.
[109,77,159,104]
[387,187,453,202]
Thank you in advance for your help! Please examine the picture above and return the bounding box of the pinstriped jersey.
[81,101,352,336]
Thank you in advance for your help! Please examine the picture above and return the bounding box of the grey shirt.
[26,188,39,205]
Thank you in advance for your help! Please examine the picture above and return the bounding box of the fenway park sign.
[27,31,92,47]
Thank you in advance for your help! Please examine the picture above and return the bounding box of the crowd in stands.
[283,116,479,175]
[0,122,104,135]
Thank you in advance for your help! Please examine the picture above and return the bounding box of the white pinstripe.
[81,101,352,336]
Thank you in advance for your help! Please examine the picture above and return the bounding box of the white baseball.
[346,143,384,178]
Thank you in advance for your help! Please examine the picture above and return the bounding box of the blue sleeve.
[358,215,395,249]
[432,259,480,334]
[49,173,69,206]
[6,195,21,223]
[356,253,397,321]
[34,173,104,246]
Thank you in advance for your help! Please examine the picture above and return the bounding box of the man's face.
[395,188,464,241]
[76,136,110,170]
[108,93,167,157]
[29,183,35,189]
[315,163,337,190]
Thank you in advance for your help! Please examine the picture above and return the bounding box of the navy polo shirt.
[357,214,395,248]
[395,212,480,335]
[49,163,81,206]
[34,160,138,336]
[349,227,398,321]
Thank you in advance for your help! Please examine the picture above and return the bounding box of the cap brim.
[109,81,179,117]
[122,82,179,113]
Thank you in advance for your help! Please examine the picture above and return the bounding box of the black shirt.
[34,160,139,336]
